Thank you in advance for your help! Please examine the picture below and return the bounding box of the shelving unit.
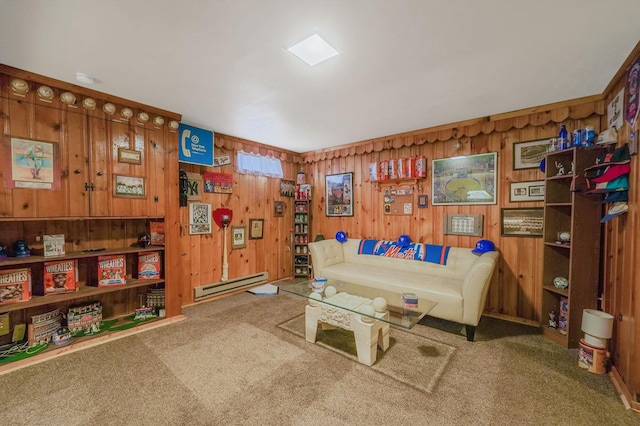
[541,147,604,348]
[293,185,311,278]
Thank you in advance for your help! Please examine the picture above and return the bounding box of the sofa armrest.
[461,251,499,326]
[308,239,345,274]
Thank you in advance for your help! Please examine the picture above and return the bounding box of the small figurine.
[568,161,574,175]
[548,310,557,329]
[555,161,565,176]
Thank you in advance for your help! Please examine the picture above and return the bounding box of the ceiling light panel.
[286,33,339,66]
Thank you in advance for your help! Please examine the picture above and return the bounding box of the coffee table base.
[305,303,390,366]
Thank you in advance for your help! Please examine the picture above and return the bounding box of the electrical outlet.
[0,313,10,336]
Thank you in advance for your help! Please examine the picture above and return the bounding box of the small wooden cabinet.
[541,147,603,348]
[293,186,311,278]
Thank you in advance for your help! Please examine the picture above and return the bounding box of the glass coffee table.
[279,279,437,366]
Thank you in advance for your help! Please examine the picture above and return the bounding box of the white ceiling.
[1,0,640,153]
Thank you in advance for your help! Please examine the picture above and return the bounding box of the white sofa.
[308,238,499,341]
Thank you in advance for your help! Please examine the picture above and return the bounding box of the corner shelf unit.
[541,147,604,348]
[293,187,311,278]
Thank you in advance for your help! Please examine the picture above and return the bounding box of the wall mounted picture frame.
[325,172,353,216]
[274,201,284,217]
[444,213,483,236]
[6,137,61,190]
[231,226,247,249]
[512,139,549,170]
[249,218,264,239]
[117,148,142,165]
[432,152,497,205]
[417,195,428,208]
[509,180,545,202]
[501,207,544,237]
[280,179,295,197]
[189,202,212,235]
[114,175,145,198]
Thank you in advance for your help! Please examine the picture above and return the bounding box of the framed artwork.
[231,226,247,248]
[418,195,428,208]
[114,175,145,198]
[5,137,61,190]
[510,180,545,202]
[325,172,353,216]
[274,201,284,217]
[117,148,142,165]
[189,203,212,235]
[444,214,483,236]
[432,152,497,205]
[249,218,264,239]
[512,139,549,170]
[280,179,295,197]
[501,208,544,237]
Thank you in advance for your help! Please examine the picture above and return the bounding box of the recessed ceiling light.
[286,33,339,66]
[76,72,95,84]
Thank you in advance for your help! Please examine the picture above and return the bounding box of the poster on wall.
[626,56,640,127]
[325,172,353,217]
[186,172,203,201]
[189,203,212,235]
[432,152,497,206]
[6,137,60,190]
[178,123,214,166]
[204,172,233,193]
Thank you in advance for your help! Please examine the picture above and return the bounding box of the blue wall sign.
[178,123,214,166]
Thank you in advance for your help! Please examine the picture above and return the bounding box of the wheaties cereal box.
[0,267,32,304]
[97,255,127,287]
[43,259,78,295]
[415,156,426,178]
[137,251,161,280]
[150,221,165,245]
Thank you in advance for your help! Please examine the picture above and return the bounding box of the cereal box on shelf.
[379,161,389,180]
[42,259,78,295]
[0,267,32,304]
[368,162,379,181]
[137,251,161,280]
[96,254,127,287]
[150,221,165,245]
[415,156,426,177]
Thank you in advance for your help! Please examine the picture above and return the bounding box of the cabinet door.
[145,124,168,217]
[87,114,111,216]
[0,85,90,218]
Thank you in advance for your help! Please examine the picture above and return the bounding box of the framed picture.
[501,208,544,237]
[444,214,483,236]
[5,137,61,190]
[513,139,549,170]
[274,201,284,217]
[510,180,545,202]
[114,175,145,198]
[280,179,295,197]
[249,218,264,239]
[117,148,142,165]
[325,172,353,216]
[189,202,212,235]
[417,195,428,208]
[231,226,247,248]
[432,152,497,205]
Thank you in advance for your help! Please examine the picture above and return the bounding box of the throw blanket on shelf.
[357,239,450,265]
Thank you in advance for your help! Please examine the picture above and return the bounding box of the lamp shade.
[581,309,614,348]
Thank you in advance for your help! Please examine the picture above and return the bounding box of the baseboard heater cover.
[194,272,269,301]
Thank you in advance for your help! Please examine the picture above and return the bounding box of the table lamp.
[581,309,614,349]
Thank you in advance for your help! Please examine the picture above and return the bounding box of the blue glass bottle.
[558,125,568,150]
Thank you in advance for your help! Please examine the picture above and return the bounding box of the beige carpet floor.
[278,313,455,393]
[0,289,638,426]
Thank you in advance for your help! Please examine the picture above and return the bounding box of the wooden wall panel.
[600,43,640,405]
[302,105,604,326]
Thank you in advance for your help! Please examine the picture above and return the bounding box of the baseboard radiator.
[194,272,269,302]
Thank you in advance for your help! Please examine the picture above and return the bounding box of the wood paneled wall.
[176,134,302,306]
[301,99,605,325]
[600,43,640,407]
